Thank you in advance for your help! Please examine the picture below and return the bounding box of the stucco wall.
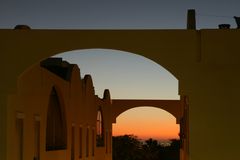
[0,29,240,160]
[4,59,112,160]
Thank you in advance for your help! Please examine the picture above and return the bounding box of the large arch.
[0,29,198,94]
[112,97,189,160]
[1,28,240,160]
[54,48,179,100]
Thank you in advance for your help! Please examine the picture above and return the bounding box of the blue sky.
[0,0,239,29]
[55,49,179,100]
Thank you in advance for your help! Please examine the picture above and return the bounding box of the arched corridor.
[1,28,240,160]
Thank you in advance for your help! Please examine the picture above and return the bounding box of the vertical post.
[187,9,196,30]
[0,94,7,160]
[179,95,190,160]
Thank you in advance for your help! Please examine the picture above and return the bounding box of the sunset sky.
[112,107,179,141]
[55,50,179,140]
[1,0,239,140]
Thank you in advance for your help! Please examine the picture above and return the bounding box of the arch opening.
[112,106,182,160]
[53,48,179,100]
[10,47,188,160]
[46,87,67,151]
[113,106,180,141]
[96,107,105,147]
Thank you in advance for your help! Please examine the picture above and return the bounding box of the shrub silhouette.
[112,135,180,160]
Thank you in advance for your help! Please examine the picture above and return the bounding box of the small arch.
[46,87,67,151]
[117,106,178,122]
[112,99,182,123]
[113,106,180,141]
[96,107,105,147]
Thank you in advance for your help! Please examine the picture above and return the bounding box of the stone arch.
[117,105,178,122]
[2,27,240,160]
[112,99,183,123]
[0,29,195,160]
[113,106,180,141]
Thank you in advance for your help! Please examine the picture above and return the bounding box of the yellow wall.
[1,28,240,160]
[4,59,112,160]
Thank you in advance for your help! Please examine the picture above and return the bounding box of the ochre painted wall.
[1,29,240,160]
[4,59,112,160]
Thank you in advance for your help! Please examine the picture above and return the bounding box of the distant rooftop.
[40,58,74,81]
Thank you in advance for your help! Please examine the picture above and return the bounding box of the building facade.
[7,58,112,160]
[1,22,240,159]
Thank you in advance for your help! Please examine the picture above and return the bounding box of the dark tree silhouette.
[159,139,180,160]
[142,138,161,160]
[112,135,180,160]
[112,135,143,160]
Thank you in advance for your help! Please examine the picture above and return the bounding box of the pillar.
[0,94,7,160]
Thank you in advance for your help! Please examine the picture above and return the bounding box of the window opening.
[96,108,104,147]
[46,87,67,151]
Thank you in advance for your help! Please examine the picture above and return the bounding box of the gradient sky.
[112,107,179,141]
[55,50,179,100]
[55,49,179,140]
[0,0,240,29]
[1,0,239,140]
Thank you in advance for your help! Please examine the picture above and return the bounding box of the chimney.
[218,24,231,29]
[234,16,240,29]
[187,9,196,29]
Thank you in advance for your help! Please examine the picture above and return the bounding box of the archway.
[53,49,188,160]
[0,30,194,160]
[113,106,180,141]
[1,27,240,160]
[112,97,189,160]
[46,87,67,151]
[54,49,179,100]
[112,106,181,160]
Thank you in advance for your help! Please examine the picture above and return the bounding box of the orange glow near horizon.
[112,107,179,141]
